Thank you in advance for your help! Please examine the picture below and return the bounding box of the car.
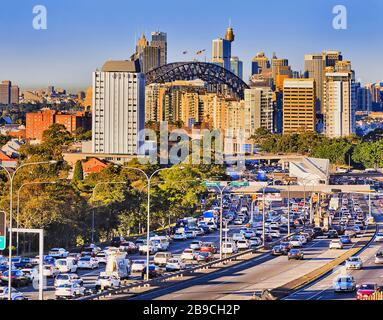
[221,242,238,254]
[375,233,383,242]
[272,245,285,256]
[346,256,363,270]
[280,241,292,253]
[166,258,185,272]
[233,218,244,225]
[77,257,99,269]
[374,251,383,264]
[206,221,217,231]
[353,226,362,235]
[329,240,344,250]
[111,236,125,247]
[190,240,202,251]
[67,253,81,262]
[153,252,173,266]
[81,245,101,257]
[340,235,352,245]
[138,241,158,255]
[181,249,197,261]
[233,233,245,242]
[249,237,262,247]
[333,276,356,292]
[288,249,304,260]
[151,237,170,251]
[185,230,196,239]
[356,283,380,300]
[313,227,323,237]
[173,232,187,241]
[55,258,78,273]
[289,237,303,248]
[344,228,357,238]
[131,260,146,273]
[327,230,339,239]
[244,229,256,239]
[200,242,217,254]
[48,248,69,259]
[236,239,250,250]
[95,252,108,264]
[20,268,36,282]
[119,241,138,254]
[95,273,121,291]
[196,251,214,263]
[55,283,86,299]
[141,265,162,279]
[0,287,27,300]
[194,228,205,237]
[270,230,281,239]
[0,270,30,287]
[42,264,60,278]
[54,273,83,287]
[11,257,33,269]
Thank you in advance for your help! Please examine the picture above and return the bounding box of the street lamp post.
[91,181,128,243]
[0,160,57,299]
[16,181,57,256]
[287,184,291,236]
[262,187,266,246]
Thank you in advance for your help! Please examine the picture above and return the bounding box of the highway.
[286,208,383,300]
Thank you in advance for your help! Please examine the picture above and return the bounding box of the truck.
[202,211,216,224]
[104,251,131,280]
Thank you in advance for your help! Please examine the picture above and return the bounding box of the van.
[222,242,238,254]
[233,233,245,242]
[55,258,78,273]
[153,252,173,266]
[151,237,170,251]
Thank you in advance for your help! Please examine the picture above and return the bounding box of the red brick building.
[26,109,91,141]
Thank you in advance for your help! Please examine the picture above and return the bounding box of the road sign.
[230,181,250,188]
[0,211,5,250]
[203,181,221,188]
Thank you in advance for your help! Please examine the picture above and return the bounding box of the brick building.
[26,109,91,141]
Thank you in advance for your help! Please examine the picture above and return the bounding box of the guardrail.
[76,234,292,300]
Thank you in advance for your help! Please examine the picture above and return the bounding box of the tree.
[42,123,73,146]
[73,160,84,182]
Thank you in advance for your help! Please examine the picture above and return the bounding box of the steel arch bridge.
[145,62,250,99]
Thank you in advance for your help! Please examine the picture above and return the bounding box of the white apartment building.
[92,60,145,155]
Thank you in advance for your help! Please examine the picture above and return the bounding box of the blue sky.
[0,0,381,92]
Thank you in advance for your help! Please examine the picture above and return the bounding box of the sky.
[0,0,382,92]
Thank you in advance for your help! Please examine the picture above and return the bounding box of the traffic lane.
[286,212,382,300]
[129,238,330,301]
[154,239,332,300]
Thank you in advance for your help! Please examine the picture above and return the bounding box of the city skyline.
[1,0,382,91]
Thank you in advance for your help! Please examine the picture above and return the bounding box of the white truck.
[104,251,131,280]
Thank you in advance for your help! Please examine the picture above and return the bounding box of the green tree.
[73,160,84,182]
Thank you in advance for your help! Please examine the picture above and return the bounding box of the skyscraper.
[323,70,355,138]
[283,79,316,134]
[230,56,243,79]
[92,60,145,155]
[131,33,161,73]
[271,54,289,80]
[304,54,325,112]
[11,85,19,104]
[251,52,270,75]
[150,31,167,66]
[211,26,234,71]
[323,50,343,67]
[0,81,11,105]
[244,87,274,137]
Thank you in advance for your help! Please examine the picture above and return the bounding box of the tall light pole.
[287,184,291,236]
[262,187,266,246]
[120,166,183,281]
[0,160,57,299]
[16,181,58,255]
[91,181,128,243]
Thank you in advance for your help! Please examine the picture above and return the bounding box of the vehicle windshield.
[56,275,69,280]
[80,257,90,261]
[359,284,375,290]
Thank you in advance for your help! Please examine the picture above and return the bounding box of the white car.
[233,218,243,225]
[166,258,185,272]
[329,240,344,250]
[151,237,170,251]
[289,238,303,248]
[55,258,78,273]
[48,248,69,258]
[55,283,85,299]
[190,240,202,250]
[95,273,121,291]
[181,249,197,261]
[296,235,307,244]
[236,239,250,250]
[375,251,383,264]
[95,252,108,264]
[43,264,59,277]
[153,252,173,266]
[333,276,356,292]
[346,256,363,270]
[375,233,383,242]
[77,257,99,269]
[249,237,262,247]
[20,268,36,282]
[0,287,27,300]
[185,230,196,239]
[131,260,147,273]
[222,242,238,254]
[54,273,83,287]
[138,242,158,255]
[233,233,245,242]
[173,232,187,241]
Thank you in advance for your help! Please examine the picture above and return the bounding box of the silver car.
[333,276,356,292]
[345,256,363,270]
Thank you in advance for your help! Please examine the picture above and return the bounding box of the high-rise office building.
[283,79,316,134]
[251,52,270,75]
[304,54,325,112]
[271,54,289,80]
[230,56,243,79]
[356,85,372,112]
[92,60,145,155]
[323,50,343,67]
[323,71,355,138]
[244,87,274,137]
[211,26,234,71]
[0,81,11,105]
[335,60,352,72]
[131,33,161,73]
[11,86,19,104]
[150,31,167,66]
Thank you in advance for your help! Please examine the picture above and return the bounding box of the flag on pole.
[196,49,206,55]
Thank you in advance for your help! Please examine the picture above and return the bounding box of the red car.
[356,283,380,300]
[200,242,217,254]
